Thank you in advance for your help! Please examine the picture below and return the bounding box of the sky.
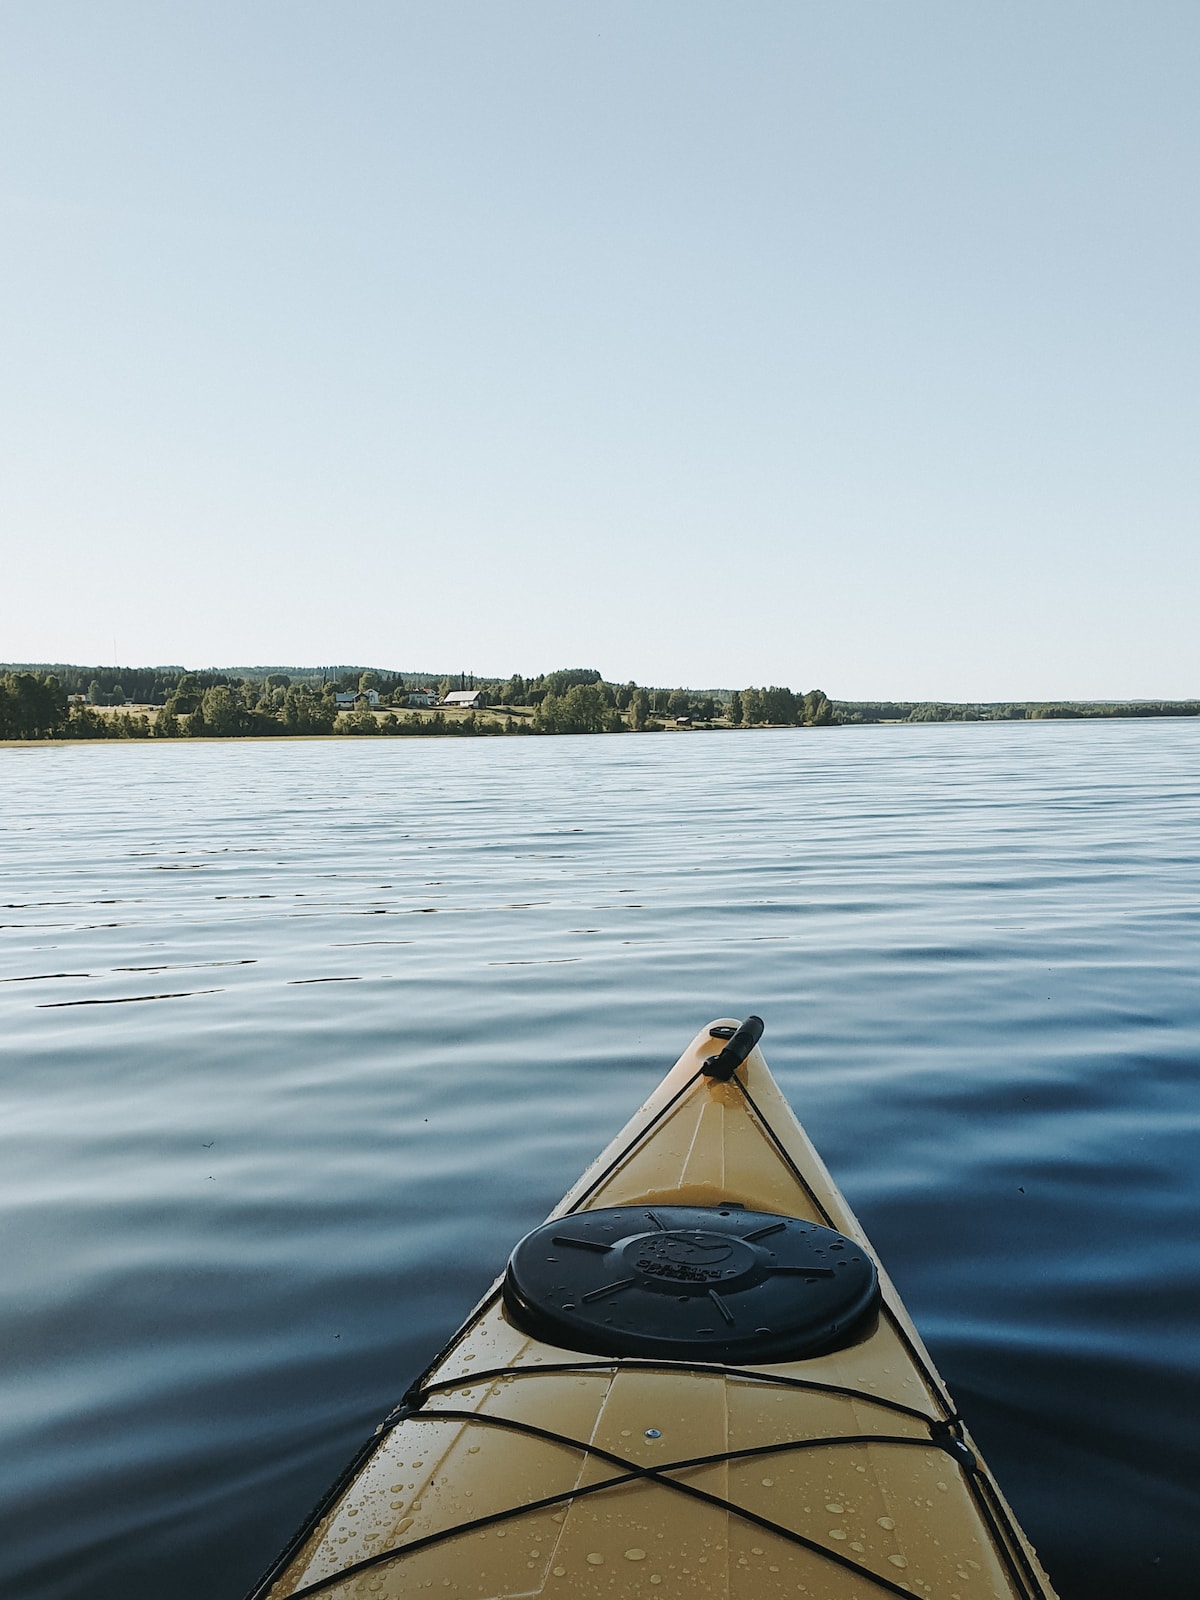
[2,2,1197,700]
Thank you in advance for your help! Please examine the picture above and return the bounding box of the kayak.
[247,1017,1058,1599]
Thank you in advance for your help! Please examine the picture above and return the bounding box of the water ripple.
[1,722,1198,1598]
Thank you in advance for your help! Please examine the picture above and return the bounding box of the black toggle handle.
[702,1015,764,1080]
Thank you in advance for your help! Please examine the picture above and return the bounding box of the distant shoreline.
[3,663,1197,744]
[4,710,1199,752]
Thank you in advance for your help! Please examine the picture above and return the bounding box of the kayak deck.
[250,1020,1057,1599]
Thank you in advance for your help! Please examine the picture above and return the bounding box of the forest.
[0,666,833,741]
[2,663,1196,742]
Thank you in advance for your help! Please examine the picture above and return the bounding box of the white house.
[334,689,380,709]
[407,689,437,707]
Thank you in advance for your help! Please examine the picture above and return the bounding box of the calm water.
[1,724,1197,1599]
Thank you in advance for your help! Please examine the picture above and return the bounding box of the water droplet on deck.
[888,1553,909,1568]
[826,1503,844,1514]
[877,1517,895,1530]
[586,1552,604,1565]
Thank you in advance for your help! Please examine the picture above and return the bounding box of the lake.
[1,722,1197,1598]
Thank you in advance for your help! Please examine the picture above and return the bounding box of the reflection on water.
[1,723,1198,1598]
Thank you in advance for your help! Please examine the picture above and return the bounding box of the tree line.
[36,669,1200,739]
[10,661,1198,733]
[2,666,838,740]
[835,699,1200,723]
[7,664,1199,743]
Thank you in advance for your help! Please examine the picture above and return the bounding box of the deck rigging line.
[564,1064,708,1214]
[280,1406,942,1600]
[412,1356,943,1428]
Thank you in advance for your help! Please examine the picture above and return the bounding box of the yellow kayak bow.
[249,1017,1058,1600]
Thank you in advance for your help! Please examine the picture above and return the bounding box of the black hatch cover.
[503,1204,879,1363]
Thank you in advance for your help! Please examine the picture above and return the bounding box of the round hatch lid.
[502,1204,879,1364]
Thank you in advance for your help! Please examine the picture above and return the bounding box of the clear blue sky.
[2,2,1197,699]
